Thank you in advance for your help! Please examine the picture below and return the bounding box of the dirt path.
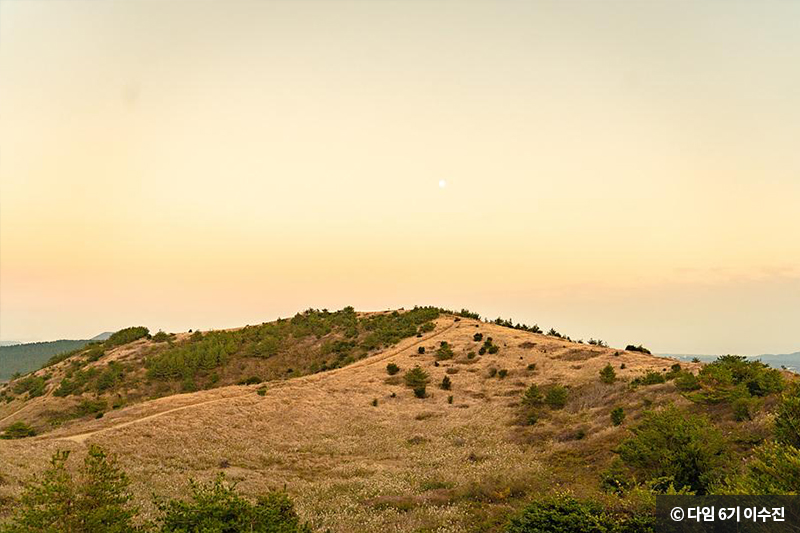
[53,321,457,444]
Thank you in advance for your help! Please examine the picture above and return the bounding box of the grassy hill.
[0,307,797,532]
[0,340,91,381]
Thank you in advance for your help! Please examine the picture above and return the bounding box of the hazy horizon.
[1,1,798,356]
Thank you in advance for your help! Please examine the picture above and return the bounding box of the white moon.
[438,180,447,188]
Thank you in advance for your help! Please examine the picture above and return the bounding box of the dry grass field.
[0,315,704,532]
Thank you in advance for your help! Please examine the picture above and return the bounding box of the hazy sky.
[1,1,798,355]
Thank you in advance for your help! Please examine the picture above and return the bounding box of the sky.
[0,0,798,355]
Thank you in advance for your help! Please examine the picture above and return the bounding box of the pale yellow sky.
[1,0,798,354]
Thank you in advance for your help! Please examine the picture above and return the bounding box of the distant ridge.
[90,332,114,342]
[661,351,800,372]
[0,339,90,381]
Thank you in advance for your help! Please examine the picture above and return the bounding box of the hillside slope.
[0,310,794,532]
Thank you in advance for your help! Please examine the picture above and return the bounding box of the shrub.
[106,326,150,347]
[599,364,616,384]
[498,369,508,379]
[775,386,800,447]
[625,344,651,354]
[473,333,483,342]
[152,331,172,343]
[631,371,665,387]
[448,395,454,404]
[3,446,136,532]
[488,368,498,378]
[413,386,427,399]
[698,355,783,398]
[674,371,700,391]
[527,363,536,371]
[441,376,452,390]
[522,384,543,407]
[732,396,759,421]
[238,376,262,386]
[155,474,310,532]
[386,363,400,375]
[418,321,436,334]
[723,442,800,495]
[417,347,425,355]
[1,421,36,439]
[371,398,378,407]
[435,342,454,360]
[545,385,568,409]
[488,345,499,355]
[467,351,476,359]
[506,495,629,533]
[478,347,487,355]
[610,407,625,426]
[404,366,430,389]
[12,375,48,398]
[616,405,727,494]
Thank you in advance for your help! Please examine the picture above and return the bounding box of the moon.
[438,179,447,188]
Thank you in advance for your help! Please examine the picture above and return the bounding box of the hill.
[89,331,114,342]
[0,339,91,381]
[0,308,797,532]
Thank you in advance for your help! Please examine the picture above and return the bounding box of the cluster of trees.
[0,446,310,533]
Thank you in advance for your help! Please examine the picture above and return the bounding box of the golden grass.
[0,317,702,531]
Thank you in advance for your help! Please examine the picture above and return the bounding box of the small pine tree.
[404,366,430,389]
[522,384,543,406]
[386,363,400,375]
[5,445,136,532]
[611,407,625,426]
[599,364,616,384]
[441,376,452,390]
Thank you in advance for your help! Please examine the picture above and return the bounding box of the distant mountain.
[661,351,800,372]
[0,341,20,347]
[90,332,114,341]
[0,339,91,381]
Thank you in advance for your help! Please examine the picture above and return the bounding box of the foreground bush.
[1,421,36,439]
[2,447,311,533]
[2,446,136,533]
[157,475,310,532]
[506,494,654,533]
[723,442,800,495]
[616,405,727,494]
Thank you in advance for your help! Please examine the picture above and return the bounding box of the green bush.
[1,421,36,439]
[674,371,701,391]
[386,363,400,375]
[152,331,173,343]
[545,385,568,409]
[631,371,665,387]
[625,344,651,355]
[440,376,452,390]
[413,386,427,399]
[3,446,136,532]
[498,369,508,379]
[610,407,625,426]
[775,386,800,447]
[522,384,543,407]
[473,333,483,342]
[155,474,310,532]
[723,442,800,495]
[417,347,425,355]
[106,326,150,347]
[435,342,454,361]
[732,396,759,421]
[12,375,48,398]
[599,364,616,384]
[506,494,653,533]
[616,405,727,494]
[404,366,430,389]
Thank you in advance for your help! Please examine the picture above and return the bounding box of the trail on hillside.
[51,321,457,444]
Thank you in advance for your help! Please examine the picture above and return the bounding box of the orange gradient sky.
[1,1,798,354]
